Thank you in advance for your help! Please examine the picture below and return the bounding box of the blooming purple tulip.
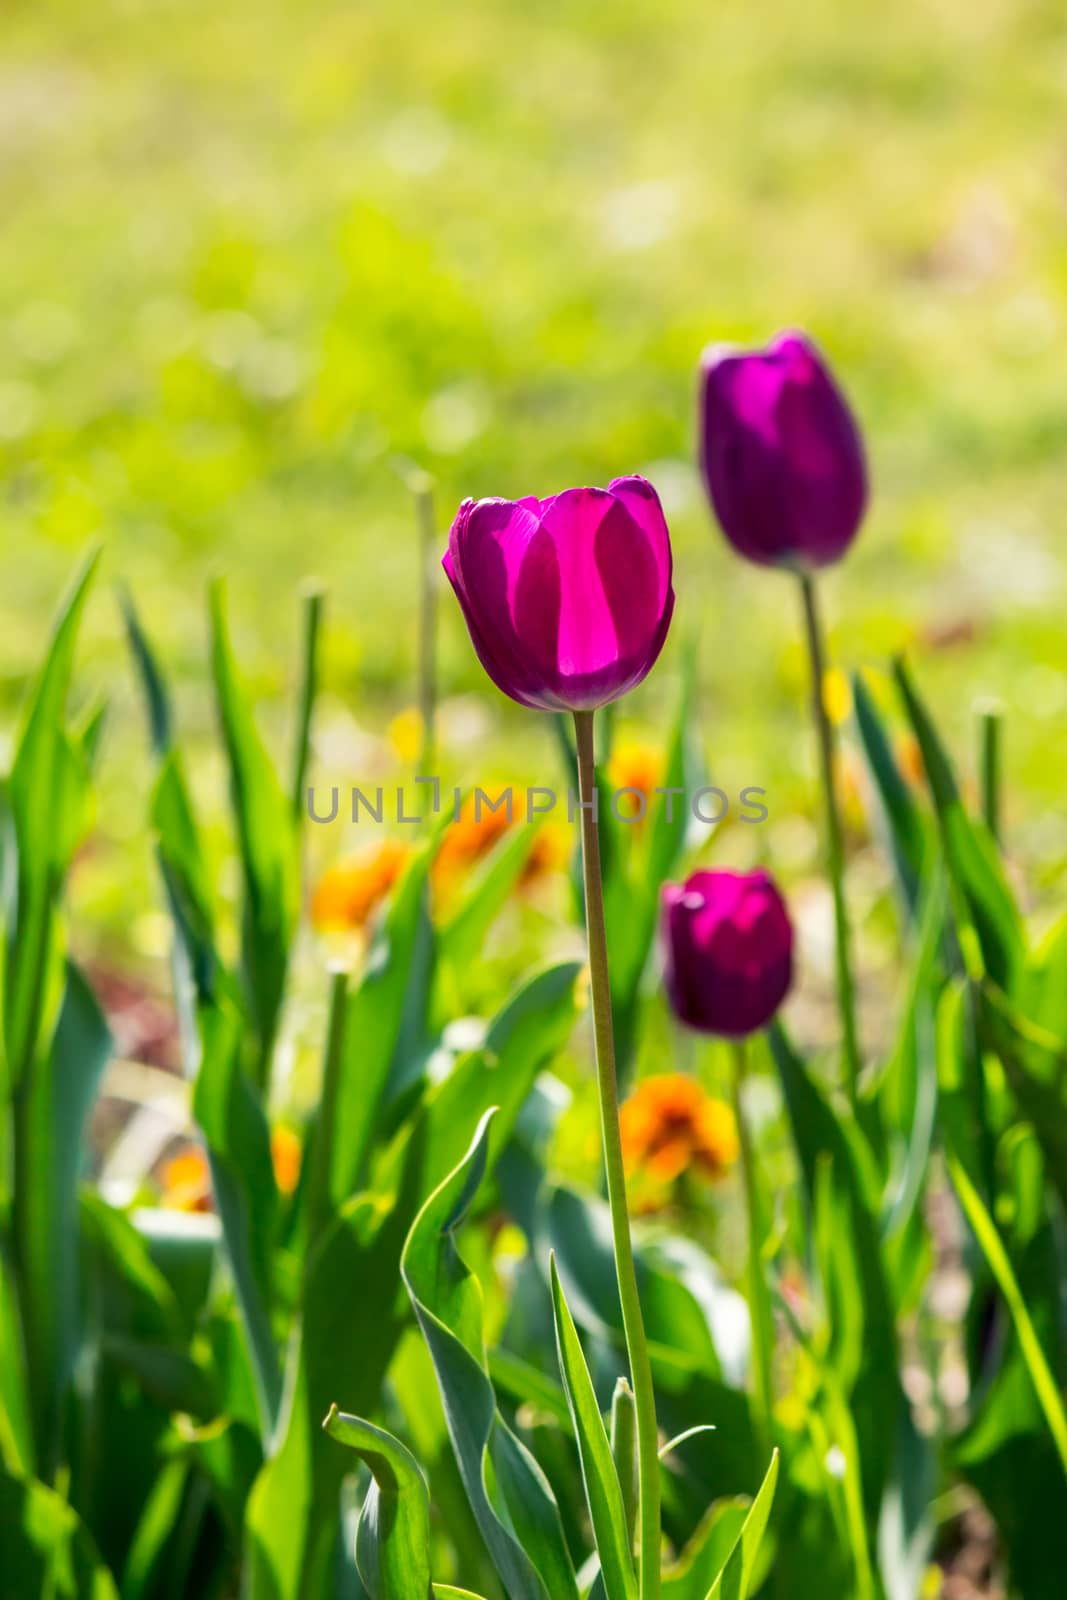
[662,868,794,1038]
[699,331,867,570]
[442,477,674,712]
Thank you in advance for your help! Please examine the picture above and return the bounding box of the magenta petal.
[699,330,867,570]
[442,475,675,712]
[661,868,794,1038]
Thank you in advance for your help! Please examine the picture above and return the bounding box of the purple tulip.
[699,331,867,569]
[662,868,794,1038]
[442,477,674,711]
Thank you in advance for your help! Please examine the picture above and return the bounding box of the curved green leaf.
[324,1407,433,1600]
[948,1153,1067,1475]
[549,1257,637,1600]
[705,1450,778,1600]
[402,1113,577,1600]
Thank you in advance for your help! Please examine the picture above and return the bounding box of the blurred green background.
[3,0,1067,964]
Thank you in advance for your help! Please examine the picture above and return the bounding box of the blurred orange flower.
[161,1145,212,1212]
[310,838,412,932]
[896,732,925,790]
[607,742,664,822]
[520,822,571,887]
[433,794,513,889]
[271,1125,302,1196]
[620,1074,738,1185]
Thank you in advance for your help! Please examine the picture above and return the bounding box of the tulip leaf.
[4,549,97,1098]
[769,1023,900,1521]
[549,1257,638,1600]
[422,960,582,1189]
[704,1449,779,1600]
[0,1246,32,1475]
[850,671,927,919]
[246,1176,416,1600]
[661,1500,749,1600]
[192,998,281,1440]
[120,584,174,757]
[402,1112,578,1600]
[12,961,111,1473]
[323,1407,433,1600]
[209,577,299,1089]
[948,1153,1067,1475]
[0,1463,120,1600]
[893,657,1023,986]
[330,845,435,1205]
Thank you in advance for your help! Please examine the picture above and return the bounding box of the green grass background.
[3,0,1067,959]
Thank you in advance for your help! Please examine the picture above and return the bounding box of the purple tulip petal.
[442,475,675,712]
[699,330,866,570]
[661,868,794,1038]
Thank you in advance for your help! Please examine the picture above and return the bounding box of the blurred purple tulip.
[699,331,867,569]
[443,477,674,711]
[662,868,794,1037]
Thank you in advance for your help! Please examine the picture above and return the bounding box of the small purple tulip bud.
[443,477,674,712]
[699,331,867,570]
[662,868,794,1038]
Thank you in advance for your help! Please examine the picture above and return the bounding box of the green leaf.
[12,962,111,1471]
[246,1144,428,1600]
[948,1152,1067,1475]
[209,578,298,1087]
[979,981,1067,1216]
[192,999,281,1439]
[120,585,174,756]
[769,1023,900,1522]
[704,1450,778,1600]
[0,1463,120,1599]
[290,583,324,823]
[330,846,435,1205]
[850,670,926,918]
[402,1113,578,1600]
[0,1244,32,1475]
[422,961,582,1192]
[661,1500,748,1600]
[549,1258,637,1600]
[119,1458,189,1600]
[323,1407,433,1600]
[4,550,98,1096]
[893,657,1023,986]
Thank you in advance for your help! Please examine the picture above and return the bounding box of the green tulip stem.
[798,571,861,1106]
[976,698,1003,844]
[730,1039,773,1428]
[573,710,660,1599]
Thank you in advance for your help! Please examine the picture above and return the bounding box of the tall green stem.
[730,1040,773,1428]
[798,572,860,1106]
[976,698,1002,845]
[573,710,660,1597]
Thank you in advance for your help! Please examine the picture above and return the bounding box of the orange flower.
[520,822,571,887]
[271,1125,302,1196]
[161,1145,212,1212]
[608,742,664,823]
[310,838,412,932]
[433,794,513,889]
[620,1074,738,1185]
[896,732,925,790]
